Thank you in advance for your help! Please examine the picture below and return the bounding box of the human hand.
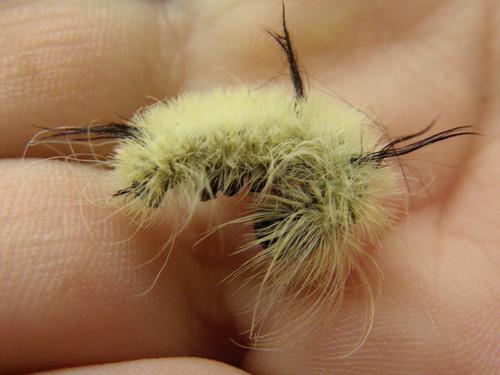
[1,1,498,374]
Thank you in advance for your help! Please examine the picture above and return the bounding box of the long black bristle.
[267,2,305,101]
[31,122,139,144]
[354,125,479,164]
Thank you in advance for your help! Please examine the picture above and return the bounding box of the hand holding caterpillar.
[30,4,476,349]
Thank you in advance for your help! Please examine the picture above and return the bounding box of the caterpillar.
[30,5,475,349]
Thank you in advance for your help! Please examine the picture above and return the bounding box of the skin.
[0,0,498,373]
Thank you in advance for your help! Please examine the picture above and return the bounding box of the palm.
[0,1,497,374]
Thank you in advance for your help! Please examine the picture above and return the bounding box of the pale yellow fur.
[110,86,401,348]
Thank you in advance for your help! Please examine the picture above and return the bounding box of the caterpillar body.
[32,6,475,348]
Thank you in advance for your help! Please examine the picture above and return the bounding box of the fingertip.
[35,357,250,375]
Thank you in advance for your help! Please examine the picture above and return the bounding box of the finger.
[0,0,182,157]
[35,358,249,375]
[242,208,499,374]
[3,0,481,171]
[445,0,500,262]
[0,160,251,373]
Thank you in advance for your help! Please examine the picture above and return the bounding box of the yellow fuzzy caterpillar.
[31,5,475,349]
[110,87,400,345]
